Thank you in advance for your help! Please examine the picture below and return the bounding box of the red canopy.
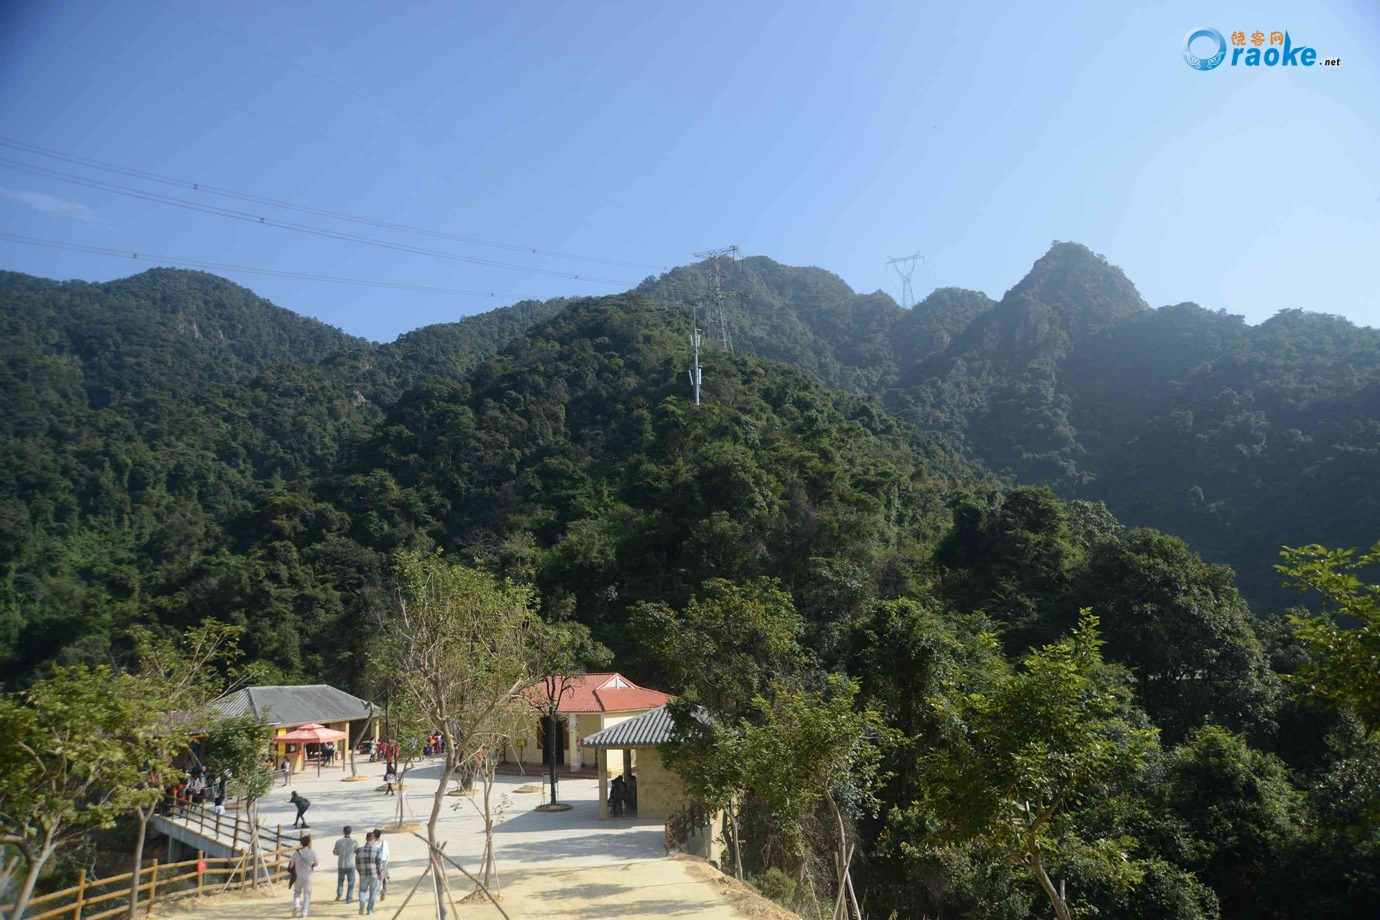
[276,723,347,743]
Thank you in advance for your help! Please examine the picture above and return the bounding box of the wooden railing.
[3,818,289,920]
[159,795,284,853]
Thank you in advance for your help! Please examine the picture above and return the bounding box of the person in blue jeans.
[332,826,359,903]
[355,831,384,915]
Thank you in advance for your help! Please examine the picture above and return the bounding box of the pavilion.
[210,684,378,772]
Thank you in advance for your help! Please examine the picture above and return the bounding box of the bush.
[751,867,797,908]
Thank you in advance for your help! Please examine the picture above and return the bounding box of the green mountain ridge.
[2,241,1377,672]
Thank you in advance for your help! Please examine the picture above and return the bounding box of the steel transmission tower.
[693,245,740,353]
[886,251,924,309]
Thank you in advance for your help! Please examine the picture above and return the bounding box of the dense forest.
[1,246,1377,918]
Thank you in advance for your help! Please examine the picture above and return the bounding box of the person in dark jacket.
[289,790,311,828]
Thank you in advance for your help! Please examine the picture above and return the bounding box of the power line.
[0,232,508,297]
[0,138,668,272]
[0,158,639,286]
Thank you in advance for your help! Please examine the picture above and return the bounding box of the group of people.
[168,765,231,815]
[609,772,638,817]
[288,826,390,918]
[422,732,446,756]
[361,739,400,763]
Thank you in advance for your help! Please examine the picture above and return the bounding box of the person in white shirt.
[371,828,389,901]
[290,834,318,918]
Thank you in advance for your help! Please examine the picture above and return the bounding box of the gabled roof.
[582,703,705,748]
[528,673,673,714]
[210,685,375,728]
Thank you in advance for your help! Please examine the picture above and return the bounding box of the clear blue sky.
[2,0,1376,342]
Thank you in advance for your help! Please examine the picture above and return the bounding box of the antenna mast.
[693,245,740,353]
[885,251,924,309]
[688,322,703,406]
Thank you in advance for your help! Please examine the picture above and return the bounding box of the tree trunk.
[725,800,744,880]
[1027,842,1070,920]
[427,750,456,847]
[347,722,357,777]
[824,791,859,920]
[547,714,558,806]
[128,807,151,917]
[396,765,409,827]
[12,834,56,920]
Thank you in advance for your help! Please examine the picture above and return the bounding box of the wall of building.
[631,746,688,820]
[575,713,602,766]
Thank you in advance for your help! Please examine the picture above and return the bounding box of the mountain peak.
[954,242,1148,359]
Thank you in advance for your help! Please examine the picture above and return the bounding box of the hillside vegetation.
[1,249,1377,917]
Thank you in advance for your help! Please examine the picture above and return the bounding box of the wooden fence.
[3,835,287,920]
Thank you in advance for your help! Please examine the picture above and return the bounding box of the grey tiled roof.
[210,685,375,727]
[583,703,707,748]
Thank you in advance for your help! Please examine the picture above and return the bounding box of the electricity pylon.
[693,245,740,353]
[886,251,924,309]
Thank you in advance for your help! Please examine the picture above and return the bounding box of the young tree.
[919,612,1157,920]
[124,620,244,916]
[377,550,538,893]
[1277,541,1380,735]
[201,716,275,831]
[373,681,428,829]
[527,620,611,806]
[737,677,893,920]
[643,577,808,880]
[662,707,749,879]
[0,666,158,920]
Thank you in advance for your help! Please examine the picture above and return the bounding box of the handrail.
[5,832,288,920]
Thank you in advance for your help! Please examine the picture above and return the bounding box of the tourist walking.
[333,826,358,903]
[372,828,390,901]
[290,834,318,918]
[355,831,384,915]
[382,762,397,796]
[289,790,311,828]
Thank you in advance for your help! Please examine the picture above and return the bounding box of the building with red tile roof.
[504,672,673,771]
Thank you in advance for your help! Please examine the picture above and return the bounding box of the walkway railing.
[158,795,283,854]
[665,802,711,854]
[1,847,288,920]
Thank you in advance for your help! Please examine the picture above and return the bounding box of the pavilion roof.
[210,684,375,728]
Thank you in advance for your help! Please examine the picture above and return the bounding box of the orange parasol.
[276,722,348,743]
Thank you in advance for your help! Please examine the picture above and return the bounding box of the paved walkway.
[161,759,751,920]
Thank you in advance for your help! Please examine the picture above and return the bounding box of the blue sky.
[1,0,1376,342]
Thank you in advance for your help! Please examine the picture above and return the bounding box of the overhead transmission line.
[0,158,638,286]
[0,139,667,272]
[0,233,509,297]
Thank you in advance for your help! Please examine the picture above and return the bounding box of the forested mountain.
[641,244,1380,610]
[3,254,1378,917]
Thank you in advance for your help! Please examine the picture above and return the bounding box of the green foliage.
[750,867,797,908]
[2,249,1378,917]
[1277,541,1380,734]
[919,612,1158,919]
[0,665,162,916]
[1154,725,1304,917]
[201,715,275,808]
[636,578,806,720]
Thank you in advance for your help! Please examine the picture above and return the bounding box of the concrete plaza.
[166,756,756,920]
